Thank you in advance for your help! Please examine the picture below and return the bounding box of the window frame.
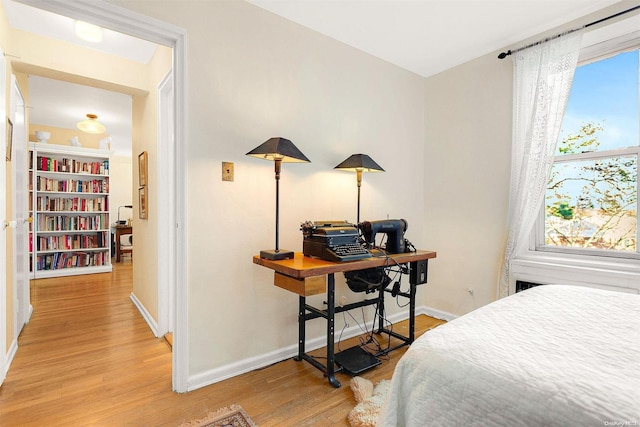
[532,32,640,260]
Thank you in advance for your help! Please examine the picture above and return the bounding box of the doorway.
[7,0,188,392]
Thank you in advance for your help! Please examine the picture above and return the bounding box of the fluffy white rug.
[347,377,391,427]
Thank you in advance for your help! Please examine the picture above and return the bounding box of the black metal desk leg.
[376,287,385,333]
[326,273,341,388]
[409,281,417,343]
[294,295,305,361]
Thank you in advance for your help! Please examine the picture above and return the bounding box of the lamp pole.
[356,168,363,225]
[274,157,282,253]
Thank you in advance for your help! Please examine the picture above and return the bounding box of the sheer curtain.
[498,31,583,298]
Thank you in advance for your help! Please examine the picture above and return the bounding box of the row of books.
[36,176,109,194]
[33,156,109,175]
[36,250,109,271]
[38,213,109,232]
[36,231,106,252]
[34,195,108,213]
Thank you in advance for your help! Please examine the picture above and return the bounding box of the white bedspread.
[379,285,640,426]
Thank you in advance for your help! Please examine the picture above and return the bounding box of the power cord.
[337,306,372,352]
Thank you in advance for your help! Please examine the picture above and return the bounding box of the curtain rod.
[498,4,640,59]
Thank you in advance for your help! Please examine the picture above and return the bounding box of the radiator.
[515,280,545,293]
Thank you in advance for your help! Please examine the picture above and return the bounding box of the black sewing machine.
[301,220,372,262]
[342,219,412,293]
[360,219,410,254]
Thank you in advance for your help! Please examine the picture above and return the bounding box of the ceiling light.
[77,114,106,134]
[75,20,103,43]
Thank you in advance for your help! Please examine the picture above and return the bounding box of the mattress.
[378,285,640,426]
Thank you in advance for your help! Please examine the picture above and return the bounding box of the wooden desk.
[113,225,133,262]
[253,250,436,387]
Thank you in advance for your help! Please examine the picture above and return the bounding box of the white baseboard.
[26,304,33,324]
[186,304,457,392]
[129,292,160,338]
[5,339,18,376]
[416,305,458,322]
[187,341,297,391]
[3,308,34,381]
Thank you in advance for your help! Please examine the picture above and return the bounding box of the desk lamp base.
[260,249,294,260]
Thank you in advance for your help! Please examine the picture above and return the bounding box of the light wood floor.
[0,261,446,426]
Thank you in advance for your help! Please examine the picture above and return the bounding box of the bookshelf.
[29,142,113,278]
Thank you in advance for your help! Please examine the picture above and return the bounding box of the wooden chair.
[119,233,133,260]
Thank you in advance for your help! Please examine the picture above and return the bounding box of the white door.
[11,75,31,334]
[0,46,7,387]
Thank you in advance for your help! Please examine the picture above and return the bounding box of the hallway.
[0,261,176,425]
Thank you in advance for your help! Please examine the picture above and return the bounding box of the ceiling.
[3,0,157,63]
[246,0,625,78]
[3,0,158,156]
[27,75,133,155]
[3,0,628,155]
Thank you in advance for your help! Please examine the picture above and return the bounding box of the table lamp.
[247,137,310,260]
[117,205,133,225]
[334,154,385,224]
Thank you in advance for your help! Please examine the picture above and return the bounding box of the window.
[538,44,640,258]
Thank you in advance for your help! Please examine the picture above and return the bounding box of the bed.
[378,285,640,426]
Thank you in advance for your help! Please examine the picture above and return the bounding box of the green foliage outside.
[545,122,637,251]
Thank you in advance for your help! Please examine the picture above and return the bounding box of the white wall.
[109,156,133,224]
[108,0,425,378]
[422,53,512,316]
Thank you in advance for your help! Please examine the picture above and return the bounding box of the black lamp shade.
[334,154,384,172]
[335,154,384,225]
[246,137,310,163]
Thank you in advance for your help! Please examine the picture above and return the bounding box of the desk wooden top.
[112,224,133,230]
[253,250,436,279]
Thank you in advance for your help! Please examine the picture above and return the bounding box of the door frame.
[10,75,31,337]
[16,0,189,392]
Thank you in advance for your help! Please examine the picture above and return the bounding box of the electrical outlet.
[222,162,234,181]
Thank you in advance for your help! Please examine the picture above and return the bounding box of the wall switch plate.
[222,162,234,182]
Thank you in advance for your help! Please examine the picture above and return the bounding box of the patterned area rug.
[179,405,256,427]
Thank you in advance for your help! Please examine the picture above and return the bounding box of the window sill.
[510,251,640,295]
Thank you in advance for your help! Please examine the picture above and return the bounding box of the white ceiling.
[27,75,133,156]
[3,0,628,156]
[3,0,157,63]
[4,0,157,157]
[247,0,625,78]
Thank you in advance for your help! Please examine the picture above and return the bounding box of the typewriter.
[300,220,372,262]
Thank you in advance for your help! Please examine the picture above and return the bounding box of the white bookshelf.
[29,142,113,278]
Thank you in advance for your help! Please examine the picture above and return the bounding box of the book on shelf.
[35,156,110,176]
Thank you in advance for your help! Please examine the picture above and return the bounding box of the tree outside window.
[542,49,640,255]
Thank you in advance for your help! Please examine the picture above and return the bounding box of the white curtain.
[498,31,584,298]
